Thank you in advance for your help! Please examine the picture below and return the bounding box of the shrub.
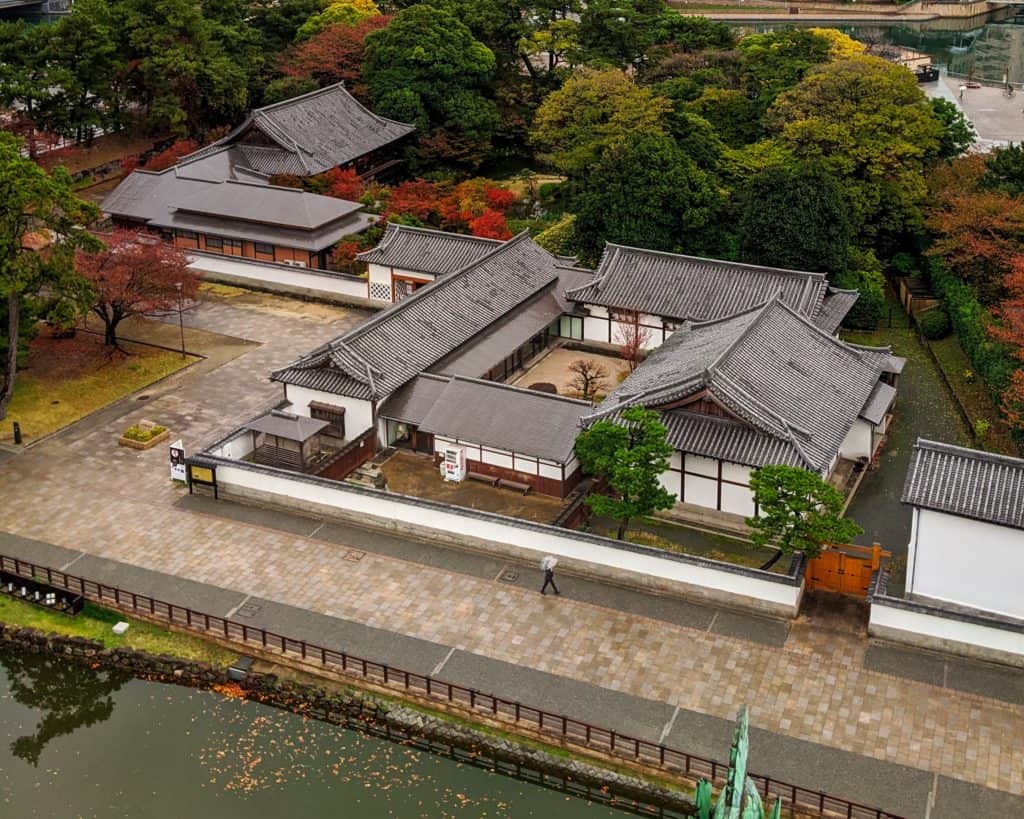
[538,182,562,201]
[918,307,951,339]
[122,424,166,443]
[927,257,1018,397]
[833,266,885,330]
[888,252,919,278]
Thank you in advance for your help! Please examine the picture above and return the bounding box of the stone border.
[117,428,170,450]
[0,624,696,817]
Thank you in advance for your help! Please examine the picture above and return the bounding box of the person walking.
[540,555,560,595]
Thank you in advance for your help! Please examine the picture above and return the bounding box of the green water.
[0,649,629,818]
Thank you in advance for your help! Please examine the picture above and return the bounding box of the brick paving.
[1,290,1022,805]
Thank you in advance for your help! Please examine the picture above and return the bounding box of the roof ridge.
[914,438,1024,469]
[770,297,884,370]
[705,297,778,373]
[385,223,504,243]
[449,374,593,406]
[601,243,827,281]
[333,230,539,345]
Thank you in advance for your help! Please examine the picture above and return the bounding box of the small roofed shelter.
[247,410,330,472]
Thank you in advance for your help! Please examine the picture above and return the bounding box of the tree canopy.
[575,406,676,540]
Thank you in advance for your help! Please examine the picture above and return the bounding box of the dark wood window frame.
[205,235,224,250]
[254,241,274,255]
[309,401,346,439]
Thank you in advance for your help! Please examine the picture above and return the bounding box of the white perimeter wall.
[285,385,375,439]
[189,254,369,302]
[907,508,1024,619]
[210,462,802,615]
[869,601,1024,666]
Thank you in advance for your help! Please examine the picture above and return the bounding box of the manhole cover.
[344,550,365,562]
[137,394,150,401]
[500,569,519,583]
[236,603,262,618]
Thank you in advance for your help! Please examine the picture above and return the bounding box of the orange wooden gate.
[805,543,890,597]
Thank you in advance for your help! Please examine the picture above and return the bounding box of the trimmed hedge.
[927,258,1017,402]
[918,307,951,340]
[834,267,885,330]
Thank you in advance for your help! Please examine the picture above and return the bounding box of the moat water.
[0,649,628,818]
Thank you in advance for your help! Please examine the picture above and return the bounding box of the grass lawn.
[0,594,238,666]
[1,327,193,443]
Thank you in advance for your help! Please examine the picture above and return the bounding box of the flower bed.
[118,423,169,450]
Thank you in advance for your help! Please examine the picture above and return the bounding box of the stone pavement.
[1,289,1023,818]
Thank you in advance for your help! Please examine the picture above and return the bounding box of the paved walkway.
[1,291,1022,818]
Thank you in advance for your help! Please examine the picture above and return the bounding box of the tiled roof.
[565,244,846,325]
[272,233,564,400]
[379,374,451,425]
[661,411,804,468]
[356,223,503,277]
[101,170,371,251]
[182,84,414,178]
[859,381,896,425]
[589,299,884,471]
[247,410,329,442]
[418,376,590,463]
[902,439,1024,530]
[815,287,861,334]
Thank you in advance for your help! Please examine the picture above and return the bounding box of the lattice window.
[369,282,392,302]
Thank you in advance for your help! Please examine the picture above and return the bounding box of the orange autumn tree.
[927,188,1024,305]
[76,231,198,351]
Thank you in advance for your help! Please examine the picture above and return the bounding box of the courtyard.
[510,346,630,400]
[377,449,567,524]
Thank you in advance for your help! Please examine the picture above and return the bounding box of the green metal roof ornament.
[694,706,783,819]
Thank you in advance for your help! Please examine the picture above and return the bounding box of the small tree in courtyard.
[614,310,652,372]
[746,465,862,570]
[568,358,609,400]
[76,231,198,351]
[575,406,675,540]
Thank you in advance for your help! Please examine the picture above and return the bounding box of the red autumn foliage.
[278,16,391,98]
[76,230,199,350]
[614,310,653,372]
[485,186,517,212]
[319,167,365,201]
[331,239,362,272]
[468,209,513,240]
[121,155,140,174]
[143,139,200,172]
[386,179,445,223]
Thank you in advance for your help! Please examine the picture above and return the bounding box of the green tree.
[363,4,499,166]
[746,465,862,569]
[685,87,761,147]
[738,162,851,275]
[737,27,832,111]
[571,131,719,265]
[0,134,100,420]
[251,0,327,53]
[575,406,675,540]
[832,248,886,330]
[981,143,1024,198]
[530,68,670,177]
[767,55,942,249]
[930,97,976,159]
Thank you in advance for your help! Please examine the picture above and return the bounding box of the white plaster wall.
[686,454,718,478]
[189,254,368,300]
[669,451,682,471]
[482,448,514,470]
[210,430,254,460]
[539,461,562,480]
[721,462,750,484]
[869,602,1024,664]
[512,453,540,475]
[839,419,872,460]
[686,474,718,508]
[721,482,755,517]
[212,463,802,613]
[285,385,374,438]
[908,508,1024,619]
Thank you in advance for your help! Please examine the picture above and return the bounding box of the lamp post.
[175,282,185,359]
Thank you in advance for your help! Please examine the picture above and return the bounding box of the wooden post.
[871,542,882,571]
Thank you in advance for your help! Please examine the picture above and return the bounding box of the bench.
[467,471,499,487]
[498,478,532,495]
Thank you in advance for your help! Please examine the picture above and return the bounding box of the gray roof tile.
[356,223,503,276]
[418,376,590,463]
[566,244,849,326]
[902,439,1024,529]
[183,84,414,178]
[247,410,328,441]
[272,233,564,400]
[590,300,884,471]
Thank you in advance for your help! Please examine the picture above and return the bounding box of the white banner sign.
[169,440,186,481]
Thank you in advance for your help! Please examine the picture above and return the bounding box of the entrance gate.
[805,543,890,597]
